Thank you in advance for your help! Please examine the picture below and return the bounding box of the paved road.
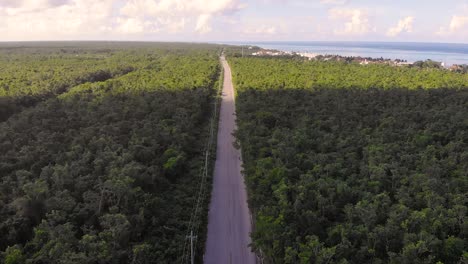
[204,56,256,264]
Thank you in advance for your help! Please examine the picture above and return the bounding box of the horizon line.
[0,40,468,45]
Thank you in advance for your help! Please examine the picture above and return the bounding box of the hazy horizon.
[1,40,468,45]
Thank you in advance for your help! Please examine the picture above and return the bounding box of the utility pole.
[186,231,197,264]
[242,46,244,57]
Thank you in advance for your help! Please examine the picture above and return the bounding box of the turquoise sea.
[227,41,468,66]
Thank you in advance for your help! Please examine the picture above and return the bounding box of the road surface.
[204,56,256,264]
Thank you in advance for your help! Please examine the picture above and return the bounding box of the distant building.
[396,61,413,66]
[298,52,317,59]
[252,49,290,57]
[360,59,369,65]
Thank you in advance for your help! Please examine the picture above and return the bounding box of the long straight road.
[204,56,256,264]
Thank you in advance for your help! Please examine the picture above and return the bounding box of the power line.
[180,52,223,264]
[186,231,197,264]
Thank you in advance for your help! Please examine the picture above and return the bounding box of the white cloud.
[243,25,277,35]
[449,15,468,31]
[0,0,115,40]
[262,0,348,5]
[320,0,348,5]
[0,0,22,7]
[437,15,468,36]
[0,0,71,10]
[1,0,463,42]
[167,18,186,33]
[387,16,414,37]
[329,8,374,35]
[116,18,151,34]
[195,14,213,34]
[120,0,245,34]
[0,0,245,40]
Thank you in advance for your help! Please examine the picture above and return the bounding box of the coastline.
[225,41,468,66]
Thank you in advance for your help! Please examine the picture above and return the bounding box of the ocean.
[228,41,468,66]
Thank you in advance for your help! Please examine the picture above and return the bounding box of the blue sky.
[0,0,467,43]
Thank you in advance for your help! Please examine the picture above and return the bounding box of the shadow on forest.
[235,87,468,264]
[0,94,51,122]
[0,87,214,263]
[236,87,468,136]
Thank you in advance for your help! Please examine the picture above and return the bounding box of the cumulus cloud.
[262,0,348,5]
[195,14,213,34]
[0,0,115,40]
[320,0,348,5]
[1,0,74,12]
[47,0,73,7]
[243,25,277,35]
[437,15,468,36]
[116,17,153,34]
[386,16,414,37]
[448,15,468,31]
[0,0,21,7]
[120,0,245,34]
[329,8,374,35]
[120,0,242,17]
[0,0,245,40]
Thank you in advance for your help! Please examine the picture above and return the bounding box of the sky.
[0,0,468,43]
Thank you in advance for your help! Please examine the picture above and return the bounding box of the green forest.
[230,56,468,264]
[230,57,468,90]
[1,44,467,264]
[0,43,221,263]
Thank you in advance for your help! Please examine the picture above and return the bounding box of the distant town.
[247,47,468,73]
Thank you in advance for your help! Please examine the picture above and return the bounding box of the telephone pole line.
[186,230,197,264]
